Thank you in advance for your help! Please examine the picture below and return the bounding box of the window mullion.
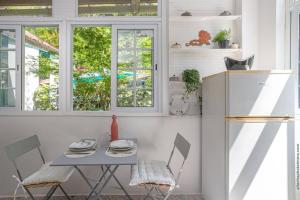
[133,30,137,107]
[111,25,118,111]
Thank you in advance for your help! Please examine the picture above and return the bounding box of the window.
[0,26,21,110]
[0,0,52,16]
[115,29,155,108]
[78,0,158,16]
[23,26,59,111]
[71,25,157,112]
[0,1,163,114]
[72,26,112,111]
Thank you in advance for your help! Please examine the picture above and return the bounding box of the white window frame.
[0,25,22,112]
[111,24,158,112]
[68,23,159,113]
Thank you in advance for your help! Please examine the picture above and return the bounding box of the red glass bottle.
[111,115,119,141]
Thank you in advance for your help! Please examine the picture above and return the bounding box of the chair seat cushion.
[129,160,175,186]
[22,162,74,186]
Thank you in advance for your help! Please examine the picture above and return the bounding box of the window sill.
[0,111,169,117]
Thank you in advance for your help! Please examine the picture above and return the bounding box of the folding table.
[51,139,137,200]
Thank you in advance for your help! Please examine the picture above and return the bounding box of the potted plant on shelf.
[213,29,231,49]
[182,69,201,96]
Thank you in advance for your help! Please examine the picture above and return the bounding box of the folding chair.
[129,133,191,200]
[5,135,74,200]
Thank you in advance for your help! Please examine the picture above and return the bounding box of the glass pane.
[137,50,152,69]
[136,30,153,49]
[136,89,152,107]
[118,50,134,69]
[72,26,112,111]
[117,29,154,108]
[24,26,59,111]
[117,89,134,107]
[0,69,16,89]
[0,0,52,16]
[118,30,134,49]
[117,70,134,90]
[0,88,16,107]
[136,70,152,89]
[0,30,16,49]
[0,51,16,69]
[78,0,158,17]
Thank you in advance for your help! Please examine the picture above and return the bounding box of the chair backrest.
[174,133,190,160]
[6,135,41,161]
[167,133,191,185]
[5,135,45,180]
[167,133,191,167]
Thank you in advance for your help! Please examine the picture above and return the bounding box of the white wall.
[242,0,287,69]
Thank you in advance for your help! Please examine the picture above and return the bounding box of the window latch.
[155,64,158,70]
[17,65,20,71]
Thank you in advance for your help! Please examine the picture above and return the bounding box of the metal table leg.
[86,166,112,200]
[94,165,119,196]
[75,166,104,200]
[107,166,132,200]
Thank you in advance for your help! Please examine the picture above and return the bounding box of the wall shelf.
[169,15,242,23]
[170,47,242,54]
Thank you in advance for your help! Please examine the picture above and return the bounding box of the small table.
[51,139,137,200]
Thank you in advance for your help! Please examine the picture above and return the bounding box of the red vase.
[111,115,119,141]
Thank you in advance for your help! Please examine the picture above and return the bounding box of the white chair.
[129,133,191,200]
[5,135,74,200]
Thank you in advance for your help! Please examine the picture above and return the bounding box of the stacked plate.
[66,139,97,155]
[109,140,135,153]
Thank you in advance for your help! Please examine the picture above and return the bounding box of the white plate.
[69,139,96,150]
[110,140,135,149]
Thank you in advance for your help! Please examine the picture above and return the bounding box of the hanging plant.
[182,69,201,95]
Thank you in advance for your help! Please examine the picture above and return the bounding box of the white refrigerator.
[202,70,295,200]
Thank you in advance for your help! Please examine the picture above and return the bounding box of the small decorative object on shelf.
[169,75,180,81]
[224,55,255,70]
[111,115,119,141]
[230,43,239,49]
[181,11,192,16]
[213,29,231,49]
[186,30,211,47]
[171,42,182,48]
[219,11,232,16]
[170,94,189,116]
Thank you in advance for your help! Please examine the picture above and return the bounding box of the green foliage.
[28,55,59,79]
[25,27,59,48]
[213,29,231,43]
[182,69,201,95]
[73,26,112,111]
[33,84,58,111]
